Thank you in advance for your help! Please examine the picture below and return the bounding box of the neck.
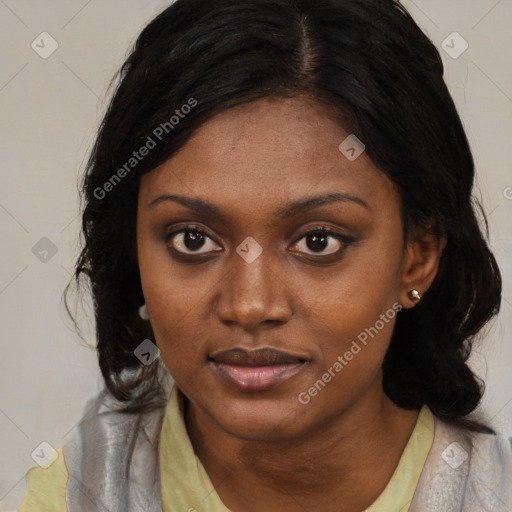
[184,382,419,512]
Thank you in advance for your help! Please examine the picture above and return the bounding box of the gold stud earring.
[407,289,421,302]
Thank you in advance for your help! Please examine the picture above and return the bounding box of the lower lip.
[211,362,305,392]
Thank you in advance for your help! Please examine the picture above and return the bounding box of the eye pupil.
[307,233,328,252]
[184,231,205,251]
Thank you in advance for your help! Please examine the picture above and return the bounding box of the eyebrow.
[146,192,370,218]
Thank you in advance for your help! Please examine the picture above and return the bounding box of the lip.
[209,347,308,392]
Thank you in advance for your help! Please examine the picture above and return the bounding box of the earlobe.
[400,231,447,308]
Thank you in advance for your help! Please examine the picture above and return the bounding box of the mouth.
[208,347,309,393]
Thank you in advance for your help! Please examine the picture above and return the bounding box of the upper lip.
[209,347,307,367]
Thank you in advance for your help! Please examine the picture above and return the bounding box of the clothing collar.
[159,384,433,512]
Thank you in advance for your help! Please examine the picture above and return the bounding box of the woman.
[19,0,512,510]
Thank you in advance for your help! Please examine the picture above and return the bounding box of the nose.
[215,247,293,330]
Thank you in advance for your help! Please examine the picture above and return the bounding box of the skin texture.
[136,96,446,512]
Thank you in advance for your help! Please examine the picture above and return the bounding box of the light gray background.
[0,1,511,509]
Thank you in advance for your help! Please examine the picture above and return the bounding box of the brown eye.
[290,227,352,257]
[166,228,222,255]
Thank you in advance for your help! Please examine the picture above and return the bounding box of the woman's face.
[137,96,415,440]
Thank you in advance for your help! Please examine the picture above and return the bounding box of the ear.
[399,228,447,309]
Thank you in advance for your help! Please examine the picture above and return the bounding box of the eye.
[164,225,354,260]
[290,227,351,257]
[165,226,222,256]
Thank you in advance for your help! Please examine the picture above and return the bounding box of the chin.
[206,396,315,442]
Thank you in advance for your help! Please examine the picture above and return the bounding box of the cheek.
[300,301,399,418]
[302,232,403,386]
[306,249,401,347]
[138,227,208,324]
[313,299,397,389]
[146,295,209,376]
[137,237,208,375]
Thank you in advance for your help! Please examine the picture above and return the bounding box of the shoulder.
[18,376,172,511]
[439,419,512,473]
[18,446,68,512]
[454,424,512,510]
[464,426,512,496]
[412,414,512,510]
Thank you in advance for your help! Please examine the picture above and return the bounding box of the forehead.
[139,96,397,214]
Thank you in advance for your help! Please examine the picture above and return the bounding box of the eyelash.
[164,225,355,260]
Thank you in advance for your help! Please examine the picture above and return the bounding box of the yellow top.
[18,445,68,512]
[19,387,434,511]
